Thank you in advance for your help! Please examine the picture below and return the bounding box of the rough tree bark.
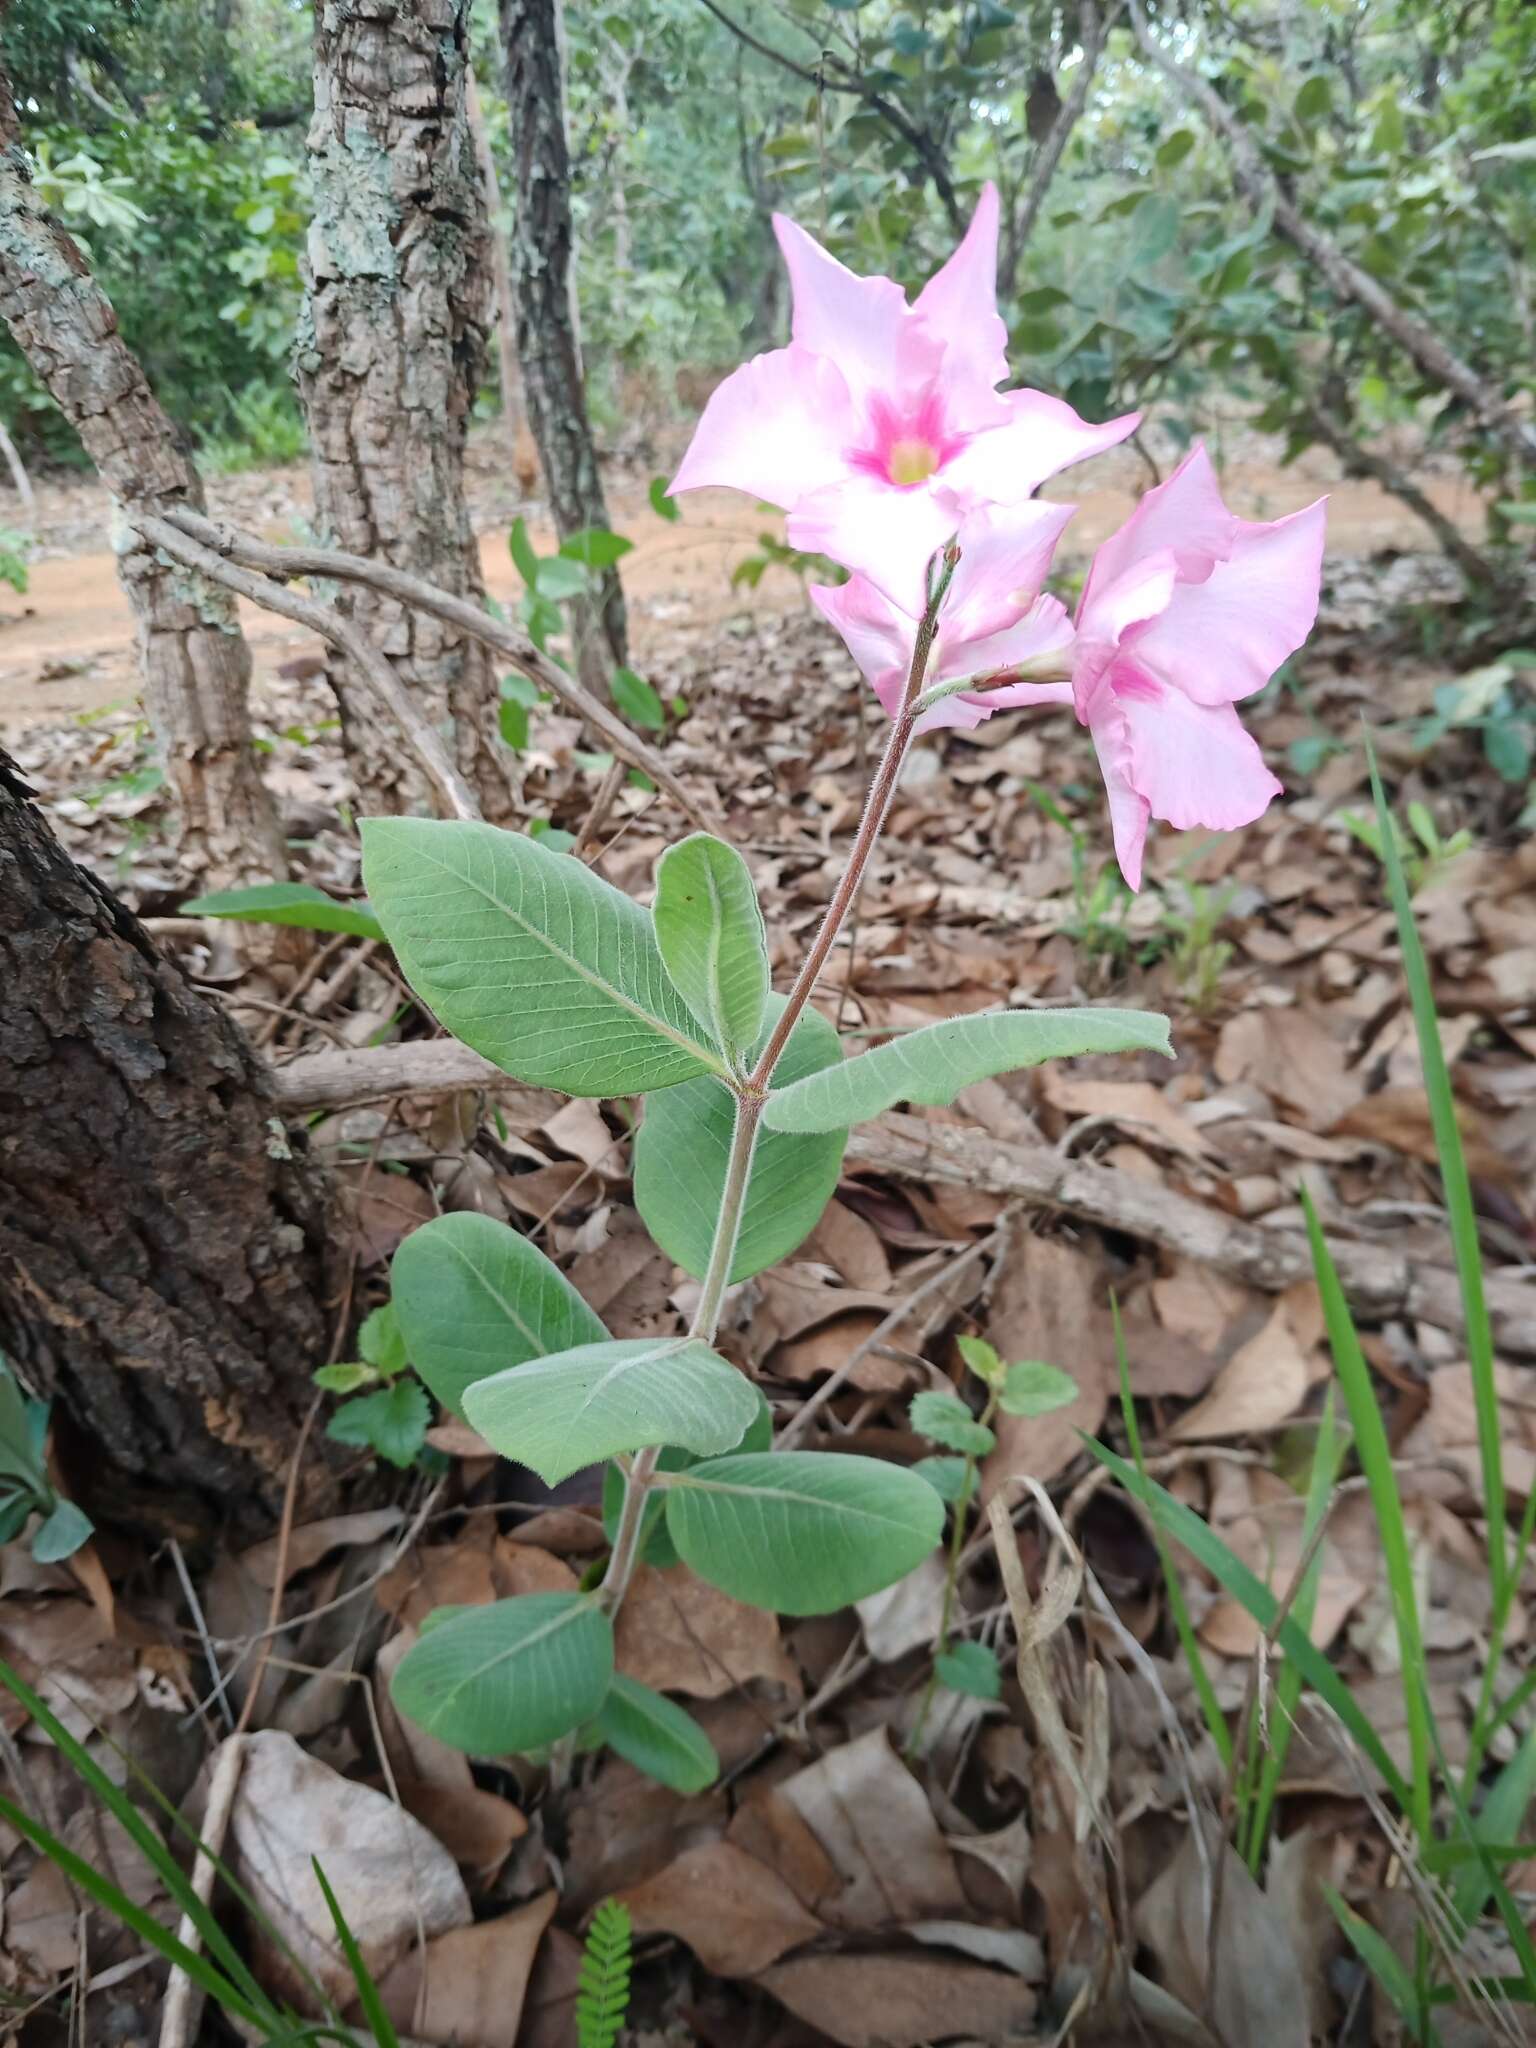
[464,64,537,491]
[499,0,630,696]
[0,754,336,1536]
[0,67,286,887]
[297,0,516,821]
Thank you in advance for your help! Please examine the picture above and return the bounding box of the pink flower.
[811,500,1077,732]
[670,185,1138,608]
[1071,444,1326,889]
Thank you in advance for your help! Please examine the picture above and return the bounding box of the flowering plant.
[362,191,1323,1784]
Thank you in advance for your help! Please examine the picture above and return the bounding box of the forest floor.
[1,426,1534,2047]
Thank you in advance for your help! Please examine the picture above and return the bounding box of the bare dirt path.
[0,435,1485,734]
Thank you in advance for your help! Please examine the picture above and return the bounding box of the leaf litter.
[1,454,1534,2044]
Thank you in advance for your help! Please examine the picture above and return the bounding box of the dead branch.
[130,512,481,823]
[1297,389,1507,591]
[846,1110,1536,1356]
[265,1041,1536,1356]
[159,506,711,828]
[1129,1,1535,476]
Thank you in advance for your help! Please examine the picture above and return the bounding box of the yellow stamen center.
[887,438,940,486]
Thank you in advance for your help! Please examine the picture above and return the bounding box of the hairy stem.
[599,550,954,1621]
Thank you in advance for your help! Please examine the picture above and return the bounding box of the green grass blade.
[312,1857,402,2048]
[1246,1390,1341,1870]
[0,1793,267,2029]
[1452,1727,1536,1926]
[0,1659,276,2015]
[1082,1438,1411,1808]
[1302,1189,1434,1845]
[1112,1301,1232,1769]
[1367,739,1503,1611]
[1327,1888,1443,2046]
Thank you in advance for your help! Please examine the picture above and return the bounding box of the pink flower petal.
[788,474,965,611]
[1111,671,1282,836]
[941,499,1076,644]
[809,576,911,690]
[773,214,913,405]
[913,182,1010,405]
[669,345,858,506]
[1130,497,1328,705]
[1079,442,1237,618]
[943,389,1141,502]
[1081,688,1151,891]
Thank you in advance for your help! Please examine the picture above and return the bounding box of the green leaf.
[998,1361,1078,1418]
[509,516,540,586]
[1156,129,1196,168]
[180,882,384,941]
[534,556,590,601]
[652,834,770,1069]
[633,1002,846,1283]
[561,528,634,569]
[937,1641,1002,1699]
[462,1336,762,1486]
[1294,73,1333,124]
[664,1451,944,1615]
[358,1302,407,1376]
[648,476,680,522]
[909,1391,995,1457]
[912,1454,972,1504]
[31,1498,93,1564]
[313,1361,378,1395]
[360,818,724,1094]
[1135,193,1180,261]
[390,1593,613,1755]
[576,1899,633,2048]
[600,1400,771,1569]
[391,1212,607,1418]
[325,1380,431,1467]
[611,667,666,731]
[762,1007,1172,1134]
[589,1675,719,1792]
[955,1334,1003,1386]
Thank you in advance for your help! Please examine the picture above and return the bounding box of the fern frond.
[576,1897,633,2048]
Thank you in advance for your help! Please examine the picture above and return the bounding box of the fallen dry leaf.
[374,1889,556,2048]
[1215,1006,1360,1131]
[759,1952,1037,2047]
[1041,1074,1215,1160]
[1168,1289,1318,1442]
[224,1730,470,2007]
[242,1506,404,1588]
[1134,1829,1308,2048]
[614,1562,800,1700]
[771,1726,970,1929]
[621,1839,823,1975]
[983,1233,1111,1491]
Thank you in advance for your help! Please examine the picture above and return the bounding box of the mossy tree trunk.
[0,67,286,888]
[297,0,515,821]
[0,754,336,1538]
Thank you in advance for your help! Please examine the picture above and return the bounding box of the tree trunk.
[297,0,515,822]
[465,65,536,491]
[0,754,336,1538]
[0,70,286,888]
[499,0,629,697]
